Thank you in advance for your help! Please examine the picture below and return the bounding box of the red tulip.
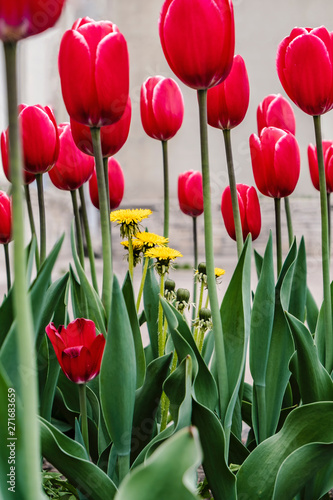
[178,170,203,217]
[159,0,234,90]
[207,55,249,130]
[1,128,35,185]
[46,318,105,384]
[70,97,131,158]
[58,17,129,127]
[0,0,66,41]
[276,26,333,116]
[48,123,94,191]
[249,127,300,198]
[0,191,12,244]
[257,94,296,135]
[89,157,124,210]
[221,184,261,241]
[308,141,333,193]
[140,76,184,141]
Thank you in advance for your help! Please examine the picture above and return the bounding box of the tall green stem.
[25,183,40,270]
[4,243,11,292]
[136,256,149,312]
[70,189,85,268]
[274,198,282,276]
[162,140,169,239]
[79,186,99,292]
[127,236,134,279]
[197,89,229,423]
[327,193,331,254]
[91,127,112,319]
[78,383,89,455]
[192,216,198,325]
[284,197,294,247]
[4,41,44,499]
[223,128,243,257]
[36,173,46,265]
[158,273,166,357]
[313,115,332,373]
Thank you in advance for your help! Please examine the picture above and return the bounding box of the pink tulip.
[48,123,94,191]
[140,76,184,141]
[257,94,296,135]
[89,157,124,210]
[58,17,129,127]
[207,55,249,130]
[159,0,234,89]
[277,26,333,115]
[221,184,261,241]
[308,141,333,193]
[249,127,300,198]
[178,170,203,217]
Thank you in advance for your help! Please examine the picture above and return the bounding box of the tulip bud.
[178,170,204,217]
[308,141,333,193]
[221,184,261,242]
[277,26,333,116]
[0,191,12,244]
[89,157,124,210]
[159,0,235,89]
[140,76,184,141]
[249,127,300,199]
[257,94,296,135]
[48,123,94,191]
[207,55,249,130]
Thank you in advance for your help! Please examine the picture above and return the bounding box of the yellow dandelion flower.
[145,246,182,275]
[214,268,225,278]
[136,232,168,250]
[110,208,152,238]
[120,239,144,251]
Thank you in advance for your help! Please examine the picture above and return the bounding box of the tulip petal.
[88,334,106,380]
[245,186,261,241]
[95,31,129,125]
[62,318,97,349]
[274,134,300,197]
[45,323,66,365]
[185,171,204,216]
[152,78,184,140]
[61,346,93,384]
[308,143,320,191]
[58,30,94,125]
[250,133,269,197]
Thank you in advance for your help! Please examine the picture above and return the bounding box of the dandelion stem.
[158,273,166,357]
[136,256,149,312]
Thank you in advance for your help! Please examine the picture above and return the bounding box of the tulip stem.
[197,89,229,425]
[36,173,46,265]
[24,183,40,270]
[79,186,99,293]
[158,273,166,357]
[78,383,89,456]
[284,196,294,247]
[136,256,149,312]
[4,40,43,499]
[4,243,11,292]
[71,189,85,268]
[327,193,331,254]
[313,114,332,373]
[91,127,112,319]
[192,216,198,326]
[162,140,169,239]
[223,128,243,257]
[274,198,282,276]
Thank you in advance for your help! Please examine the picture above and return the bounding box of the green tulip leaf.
[40,416,117,499]
[143,260,160,359]
[100,276,136,456]
[122,272,146,388]
[236,402,333,499]
[286,312,333,403]
[115,427,202,500]
[287,237,307,321]
[306,286,319,334]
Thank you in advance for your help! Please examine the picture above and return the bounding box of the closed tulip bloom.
[46,318,105,384]
[140,76,184,140]
[0,191,12,244]
[277,26,333,116]
[178,170,204,217]
[70,97,131,158]
[18,104,59,174]
[221,184,261,241]
[0,0,66,42]
[308,141,333,193]
[257,94,296,135]
[207,55,249,130]
[249,127,300,198]
[48,123,94,191]
[1,128,35,184]
[58,17,129,127]
[89,157,124,210]
[159,0,234,89]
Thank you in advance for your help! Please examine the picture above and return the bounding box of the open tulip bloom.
[257,94,296,135]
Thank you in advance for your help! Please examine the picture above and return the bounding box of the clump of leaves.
[42,471,79,499]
